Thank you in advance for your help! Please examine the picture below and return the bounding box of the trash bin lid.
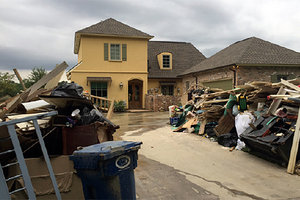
[71,141,142,161]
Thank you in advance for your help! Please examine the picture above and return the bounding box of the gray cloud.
[0,0,299,72]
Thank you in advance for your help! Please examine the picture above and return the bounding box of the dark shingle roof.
[74,18,153,53]
[148,41,206,78]
[76,18,153,38]
[182,37,300,75]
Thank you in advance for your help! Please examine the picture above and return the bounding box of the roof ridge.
[76,18,153,37]
[149,40,189,44]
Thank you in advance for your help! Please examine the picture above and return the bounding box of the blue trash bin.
[70,141,142,200]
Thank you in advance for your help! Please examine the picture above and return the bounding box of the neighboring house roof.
[148,41,206,78]
[182,37,300,76]
[74,18,153,54]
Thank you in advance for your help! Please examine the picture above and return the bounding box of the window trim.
[157,52,172,70]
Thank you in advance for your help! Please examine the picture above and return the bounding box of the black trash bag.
[79,107,105,125]
[205,122,218,137]
[51,82,84,98]
[217,132,238,147]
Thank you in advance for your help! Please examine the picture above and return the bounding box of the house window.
[276,74,288,82]
[104,43,127,61]
[161,85,174,96]
[271,74,292,83]
[110,44,121,60]
[91,82,107,97]
[163,55,170,68]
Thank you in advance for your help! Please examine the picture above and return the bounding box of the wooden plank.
[173,123,185,132]
[44,69,64,90]
[106,99,114,120]
[269,95,292,98]
[202,99,229,104]
[89,94,113,101]
[287,108,300,174]
[25,61,68,101]
[267,86,286,115]
[183,118,196,129]
[214,113,235,136]
[198,120,207,135]
[13,68,26,90]
[281,79,300,92]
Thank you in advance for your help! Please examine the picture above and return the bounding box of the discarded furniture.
[241,116,300,166]
[62,121,114,155]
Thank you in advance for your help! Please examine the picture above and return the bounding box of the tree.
[24,67,47,88]
[0,72,22,97]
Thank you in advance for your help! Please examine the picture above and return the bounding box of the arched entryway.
[128,79,143,109]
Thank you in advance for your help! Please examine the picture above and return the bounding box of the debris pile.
[170,79,300,173]
[0,62,119,164]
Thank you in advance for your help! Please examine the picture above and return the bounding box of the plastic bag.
[79,107,105,125]
[51,82,84,98]
[235,111,255,137]
[235,139,246,150]
[217,133,237,147]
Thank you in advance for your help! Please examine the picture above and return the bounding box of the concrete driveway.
[112,112,300,200]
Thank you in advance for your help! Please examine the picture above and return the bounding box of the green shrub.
[114,100,126,112]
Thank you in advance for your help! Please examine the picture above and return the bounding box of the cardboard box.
[7,155,84,199]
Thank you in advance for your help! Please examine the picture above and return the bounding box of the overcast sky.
[1,0,300,76]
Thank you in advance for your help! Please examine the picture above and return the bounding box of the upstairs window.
[163,55,170,68]
[110,44,121,60]
[157,52,172,70]
[104,43,127,61]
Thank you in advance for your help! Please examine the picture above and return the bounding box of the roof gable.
[182,37,300,75]
[76,18,153,38]
[148,41,206,78]
[74,18,153,54]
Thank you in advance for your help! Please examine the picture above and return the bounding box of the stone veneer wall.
[195,66,234,83]
[145,94,181,112]
[237,66,300,85]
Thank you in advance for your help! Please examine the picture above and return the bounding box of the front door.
[128,79,143,109]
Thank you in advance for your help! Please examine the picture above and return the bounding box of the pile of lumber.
[171,79,300,175]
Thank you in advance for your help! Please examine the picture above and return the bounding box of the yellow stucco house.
[68,18,205,109]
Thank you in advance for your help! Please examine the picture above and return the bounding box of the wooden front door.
[128,79,143,109]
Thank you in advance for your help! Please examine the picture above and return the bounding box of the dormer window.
[163,55,170,68]
[157,52,172,70]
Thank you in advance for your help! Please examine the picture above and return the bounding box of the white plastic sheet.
[235,111,255,150]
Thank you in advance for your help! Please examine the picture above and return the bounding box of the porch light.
[119,82,124,89]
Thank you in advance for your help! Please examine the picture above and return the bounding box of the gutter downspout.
[230,65,239,88]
